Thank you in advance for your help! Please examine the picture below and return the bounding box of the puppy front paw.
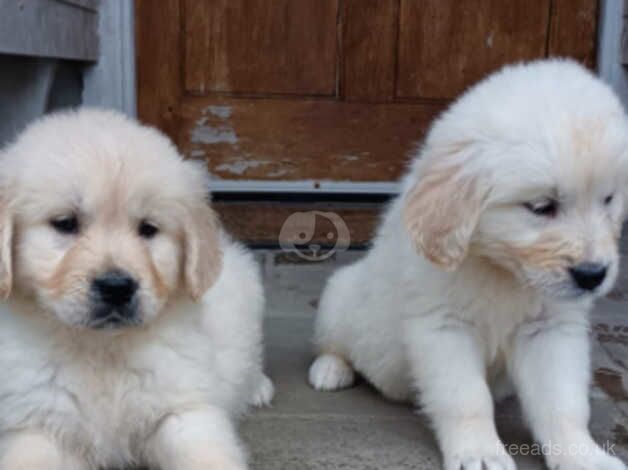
[444,447,516,470]
[308,354,355,391]
[249,373,274,407]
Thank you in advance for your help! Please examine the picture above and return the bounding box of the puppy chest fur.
[0,301,236,467]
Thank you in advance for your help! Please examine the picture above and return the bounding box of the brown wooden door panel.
[341,0,399,101]
[548,0,599,68]
[177,96,442,182]
[135,0,182,136]
[184,0,338,96]
[398,0,551,100]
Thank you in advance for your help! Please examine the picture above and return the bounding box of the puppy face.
[404,61,628,301]
[0,109,222,329]
[474,122,627,299]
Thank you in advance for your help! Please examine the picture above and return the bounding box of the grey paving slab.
[241,414,441,470]
[261,251,363,319]
[259,316,417,418]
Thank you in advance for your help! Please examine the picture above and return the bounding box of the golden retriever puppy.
[0,109,273,470]
[309,60,628,470]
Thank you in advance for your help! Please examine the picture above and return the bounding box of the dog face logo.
[279,211,350,261]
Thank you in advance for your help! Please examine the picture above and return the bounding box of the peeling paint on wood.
[215,160,272,176]
[206,105,232,119]
[190,106,240,146]
[178,97,442,181]
[191,121,239,145]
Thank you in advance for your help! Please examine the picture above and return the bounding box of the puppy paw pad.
[308,354,355,391]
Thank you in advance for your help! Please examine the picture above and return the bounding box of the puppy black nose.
[92,270,138,306]
[569,262,607,291]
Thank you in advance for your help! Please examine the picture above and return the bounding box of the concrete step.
[241,250,628,469]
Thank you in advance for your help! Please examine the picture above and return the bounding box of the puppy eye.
[524,199,558,218]
[50,215,80,235]
[604,194,614,205]
[138,220,159,239]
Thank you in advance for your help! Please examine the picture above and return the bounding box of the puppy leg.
[308,353,355,391]
[405,319,516,470]
[510,320,626,470]
[144,407,248,470]
[248,372,275,407]
[0,430,87,470]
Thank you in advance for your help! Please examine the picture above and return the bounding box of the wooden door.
[136,0,599,246]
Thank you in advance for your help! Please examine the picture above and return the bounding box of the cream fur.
[310,60,628,470]
[0,109,273,470]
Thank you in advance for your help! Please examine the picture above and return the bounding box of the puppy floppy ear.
[0,198,13,298]
[403,145,489,270]
[183,202,223,300]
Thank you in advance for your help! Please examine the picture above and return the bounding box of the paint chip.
[206,105,232,119]
[215,160,271,175]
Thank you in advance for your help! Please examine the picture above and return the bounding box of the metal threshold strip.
[208,179,401,195]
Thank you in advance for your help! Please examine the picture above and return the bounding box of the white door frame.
[82,0,136,117]
[598,0,628,105]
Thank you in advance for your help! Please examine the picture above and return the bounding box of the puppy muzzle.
[88,269,141,329]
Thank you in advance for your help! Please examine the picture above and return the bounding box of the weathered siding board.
[0,0,99,61]
[177,97,442,182]
[183,0,339,96]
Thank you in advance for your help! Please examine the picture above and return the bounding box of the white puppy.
[0,109,273,470]
[309,60,628,470]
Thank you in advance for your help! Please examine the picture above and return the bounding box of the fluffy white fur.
[310,60,628,470]
[0,109,273,470]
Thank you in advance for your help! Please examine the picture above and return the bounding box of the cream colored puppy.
[310,60,628,470]
[0,109,273,470]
